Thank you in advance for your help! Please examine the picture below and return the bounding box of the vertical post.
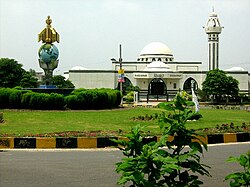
[119,44,123,106]
[119,44,122,94]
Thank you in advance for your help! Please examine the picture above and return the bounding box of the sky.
[0,0,250,74]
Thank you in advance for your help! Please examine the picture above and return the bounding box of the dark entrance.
[183,78,198,94]
[147,78,167,102]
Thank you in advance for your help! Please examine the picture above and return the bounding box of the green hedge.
[0,88,121,110]
[64,88,121,110]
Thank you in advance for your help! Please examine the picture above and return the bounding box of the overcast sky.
[0,0,250,74]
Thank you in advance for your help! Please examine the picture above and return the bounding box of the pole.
[119,44,123,105]
[119,45,122,92]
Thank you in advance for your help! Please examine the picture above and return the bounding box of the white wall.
[227,73,249,92]
[69,71,115,89]
[69,70,249,94]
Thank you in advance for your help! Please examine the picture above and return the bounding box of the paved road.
[0,142,249,187]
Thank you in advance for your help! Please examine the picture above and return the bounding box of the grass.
[0,108,249,137]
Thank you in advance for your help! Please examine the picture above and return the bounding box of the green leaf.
[239,154,248,167]
[158,102,174,111]
[227,156,239,163]
[189,142,203,154]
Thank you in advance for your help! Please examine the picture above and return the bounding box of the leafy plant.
[114,125,180,186]
[123,91,134,103]
[114,93,210,186]
[225,151,250,187]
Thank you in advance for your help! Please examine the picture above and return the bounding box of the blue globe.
[38,43,59,63]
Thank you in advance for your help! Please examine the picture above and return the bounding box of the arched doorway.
[183,78,198,94]
[147,78,167,102]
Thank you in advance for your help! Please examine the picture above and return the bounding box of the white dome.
[70,66,88,70]
[143,61,172,72]
[140,42,173,56]
[226,67,245,71]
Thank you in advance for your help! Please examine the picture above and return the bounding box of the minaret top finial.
[212,6,214,12]
[46,16,52,27]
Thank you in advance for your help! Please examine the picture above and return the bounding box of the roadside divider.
[0,133,249,149]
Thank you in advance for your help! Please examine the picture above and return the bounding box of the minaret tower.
[204,9,223,70]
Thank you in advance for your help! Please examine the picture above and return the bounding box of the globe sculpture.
[38,16,60,86]
[38,44,59,63]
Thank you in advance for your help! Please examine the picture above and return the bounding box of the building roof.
[70,66,88,70]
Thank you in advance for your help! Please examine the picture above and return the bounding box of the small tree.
[202,69,239,103]
[114,94,210,186]
[51,75,75,88]
[0,58,25,88]
[20,72,38,88]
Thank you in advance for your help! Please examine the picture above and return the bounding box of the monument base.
[39,85,57,89]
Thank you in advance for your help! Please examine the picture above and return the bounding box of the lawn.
[0,108,249,137]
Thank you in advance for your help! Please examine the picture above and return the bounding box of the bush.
[115,90,122,106]
[114,94,210,186]
[29,93,50,110]
[48,93,65,110]
[0,88,12,108]
[123,91,134,103]
[0,88,29,109]
[21,92,33,109]
[64,88,121,110]
[9,89,28,109]
[0,88,121,110]
[64,95,79,109]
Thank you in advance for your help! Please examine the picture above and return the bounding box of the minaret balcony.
[205,27,222,34]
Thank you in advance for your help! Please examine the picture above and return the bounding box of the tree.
[51,75,75,88]
[0,58,25,88]
[226,76,239,96]
[202,69,239,103]
[28,69,37,76]
[20,72,38,88]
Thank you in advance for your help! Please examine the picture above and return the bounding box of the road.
[0,142,249,187]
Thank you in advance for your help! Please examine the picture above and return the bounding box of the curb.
[0,133,249,149]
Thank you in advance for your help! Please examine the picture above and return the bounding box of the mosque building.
[67,10,250,101]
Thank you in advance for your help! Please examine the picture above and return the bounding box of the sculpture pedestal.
[39,85,57,89]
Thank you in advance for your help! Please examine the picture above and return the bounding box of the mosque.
[66,11,250,101]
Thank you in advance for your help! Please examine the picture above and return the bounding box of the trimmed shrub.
[48,93,65,110]
[64,88,121,110]
[0,88,121,110]
[0,88,12,108]
[21,92,33,109]
[29,93,48,109]
[64,95,79,109]
[9,89,29,109]
[115,90,122,106]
